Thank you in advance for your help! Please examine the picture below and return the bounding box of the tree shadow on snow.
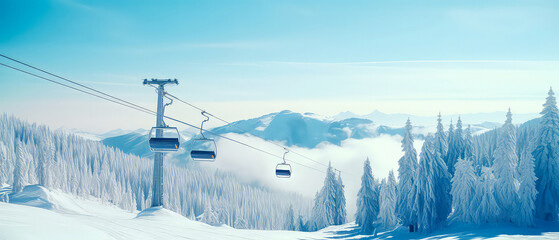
[324,225,363,239]
[323,220,559,240]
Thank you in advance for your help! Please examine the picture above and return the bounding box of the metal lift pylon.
[143,78,178,207]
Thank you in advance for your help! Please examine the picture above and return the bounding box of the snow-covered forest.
[2,88,559,237]
[0,114,312,230]
[352,88,559,234]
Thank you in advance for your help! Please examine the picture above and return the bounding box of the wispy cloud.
[260,60,559,66]
[210,133,419,218]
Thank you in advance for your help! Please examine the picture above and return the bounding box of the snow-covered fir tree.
[473,167,499,224]
[200,199,219,226]
[378,170,398,229]
[38,139,54,187]
[414,136,451,232]
[12,140,25,193]
[517,149,538,227]
[0,143,7,185]
[297,215,307,231]
[396,119,418,229]
[414,137,437,232]
[450,158,477,223]
[335,172,347,225]
[493,109,519,222]
[532,87,559,220]
[356,157,379,233]
[446,120,455,162]
[433,113,448,159]
[188,207,196,220]
[446,117,465,176]
[310,191,328,230]
[463,125,474,160]
[234,215,249,229]
[286,205,296,230]
[310,162,346,230]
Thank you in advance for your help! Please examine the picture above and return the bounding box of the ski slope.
[1,185,558,240]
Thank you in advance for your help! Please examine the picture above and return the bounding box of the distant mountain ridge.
[101,110,409,157]
[98,110,511,158]
[210,110,382,148]
[333,110,538,126]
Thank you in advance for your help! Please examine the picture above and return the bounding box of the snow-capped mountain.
[101,110,411,158]
[100,110,509,159]
[210,110,385,148]
[333,110,538,126]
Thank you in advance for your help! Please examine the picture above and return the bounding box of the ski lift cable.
[162,91,359,178]
[0,62,156,116]
[0,54,160,117]
[163,115,326,173]
[0,58,327,174]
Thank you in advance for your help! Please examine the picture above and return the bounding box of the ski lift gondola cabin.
[276,148,292,178]
[190,111,218,161]
[148,127,180,152]
[190,139,217,161]
[275,163,292,178]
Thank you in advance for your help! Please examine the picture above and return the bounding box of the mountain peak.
[278,110,293,114]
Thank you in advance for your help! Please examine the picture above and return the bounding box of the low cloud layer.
[204,133,424,219]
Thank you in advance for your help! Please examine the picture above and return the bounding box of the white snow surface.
[1,185,558,240]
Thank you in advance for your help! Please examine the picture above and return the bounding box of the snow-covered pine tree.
[297,215,307,231]
[532,87,559,220]
[442,119,456,174]
[464,125,474,160]
[473,167,499,224]
[415,137,437,232]
[517,149,538,226]
[447,118,465,176]
[493,109,519,222]
[200,199,219,226]
[187,207,196,220]
[12,140,25,193]
[0,144,5,185]
[446,120,455,165]
[286,205,296,230]
[38,139,54,187]
[323,162,338,225]
[450,158,477,223]
[415,136,451,232]
[335,172,347,225]
[433,113,448,159]
[310,191,327,231]
[234,216,248,229]
[396,119,418,230]
[310,162,341,230]
[356,157,379,233]
[378,170,398,229]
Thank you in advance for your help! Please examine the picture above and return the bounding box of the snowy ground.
[1,185,558,240]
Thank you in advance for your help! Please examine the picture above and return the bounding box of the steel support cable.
[0,62,155,116]
[0,54,157,117]
[164,91,359,178]
[0,60,326,174]
[163,115,326,173]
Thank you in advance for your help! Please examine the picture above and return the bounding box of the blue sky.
[1,0,559,132]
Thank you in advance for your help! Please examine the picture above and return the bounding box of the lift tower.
[143,78,178,207]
